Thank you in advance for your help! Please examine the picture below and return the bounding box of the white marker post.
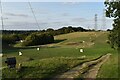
[37,48,40,51]
[80,48,84,53]
[83,41,85,43]
[19,52,22,56]
[20,40,23,43]
[0,53,3,57]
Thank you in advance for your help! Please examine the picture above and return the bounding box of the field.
[2,31,118,79]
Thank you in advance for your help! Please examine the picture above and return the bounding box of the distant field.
[2,31,118,79]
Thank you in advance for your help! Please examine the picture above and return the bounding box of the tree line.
[2,26,90,47]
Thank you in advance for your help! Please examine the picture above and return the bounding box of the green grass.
[2,31,118,79]
[2,57,94,78]
[97,52,118,78]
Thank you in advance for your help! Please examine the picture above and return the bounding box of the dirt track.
[54,53,111,80]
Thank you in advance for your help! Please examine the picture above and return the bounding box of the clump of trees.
[2,33,54,47]
[2,34,20,44]
[2,34,20,48]
[105,1,120,49]
[22,33,54,46]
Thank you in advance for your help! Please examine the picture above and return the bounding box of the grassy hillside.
[2,31,118,79]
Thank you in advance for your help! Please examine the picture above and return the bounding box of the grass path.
[53,53,111,79]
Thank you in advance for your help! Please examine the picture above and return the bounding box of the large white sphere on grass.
[37,48,40,51]
[80,49,84,53]
[20,40,23,43]
[19,52,22,56]
[83,41,85,43]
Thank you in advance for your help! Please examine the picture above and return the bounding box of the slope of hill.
[2,31,118,79]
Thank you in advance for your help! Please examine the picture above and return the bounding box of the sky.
[0,2,114,30]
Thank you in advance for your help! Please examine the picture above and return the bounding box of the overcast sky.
[0,2,113,30]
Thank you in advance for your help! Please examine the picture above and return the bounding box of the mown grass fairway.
[2,31,118,79]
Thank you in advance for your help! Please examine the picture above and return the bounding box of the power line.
[0,0,4,30]
[28,2,40,31]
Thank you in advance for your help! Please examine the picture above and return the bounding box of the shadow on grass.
[54,39,67,43]
[2,46,36,53]
[16,64,70,79]
[2,39,66,53]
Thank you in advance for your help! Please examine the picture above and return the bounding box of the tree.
[46,28,54,32]
[105,1,120,49]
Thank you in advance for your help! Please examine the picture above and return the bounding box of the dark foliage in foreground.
[105,1,120,49]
